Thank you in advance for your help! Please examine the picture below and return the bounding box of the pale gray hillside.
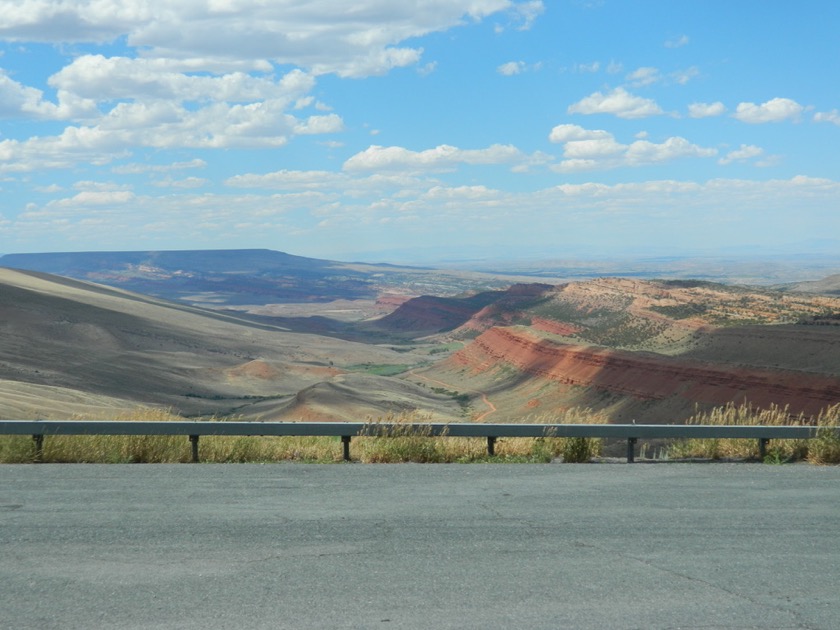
[0,268,455,420]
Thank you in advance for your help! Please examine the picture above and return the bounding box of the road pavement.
[2,462,839,629]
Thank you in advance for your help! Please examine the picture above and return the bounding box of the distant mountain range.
[0,249,525,306]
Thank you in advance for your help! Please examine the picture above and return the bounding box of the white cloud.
[112,159,207,175]
[664,34,689,48]
[498,61,526,76]
[0,129,130,174]
[0,2,528,173]
[0,1,514,78]
[496,0,544,32]
[563,138,626,159]
[9,172,840,256]
[0,69,52,117]
[0,68,98,119]
[574,62,600,73]
[342,143,530,173]
[671,66,699,85]
[58,190,136,206]
[626,66,660,87]
[606,60,623,74]
[0,95,346,173]
[624,137,716,165]
[814,110,840,125]
[417,61,437,76]
[549,124,716,172]
[732,97,804,123]
[688,102,726,118]
[153,177,208,189]
[568,87,663,119]
[50,56,315,104]
[227,169,350,190]
[548,124,612,143]
[718,144,764,165]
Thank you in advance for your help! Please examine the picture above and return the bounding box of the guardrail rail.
[2,420,836,463]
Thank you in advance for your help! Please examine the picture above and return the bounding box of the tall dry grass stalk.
[2,403,838,464]
[0,407,345,463]
[0,406,608,464]
[352,409,607,463]
[667,402,840,464]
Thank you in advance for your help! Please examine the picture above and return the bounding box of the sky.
[1,0,839,264]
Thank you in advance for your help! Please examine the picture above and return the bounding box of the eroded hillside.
[406,278,840,423]
[4,265,840,425]
[0,268,458,421]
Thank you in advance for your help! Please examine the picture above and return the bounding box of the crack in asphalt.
[571,540,819,630]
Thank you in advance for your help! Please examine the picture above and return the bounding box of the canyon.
[2,251,839,424]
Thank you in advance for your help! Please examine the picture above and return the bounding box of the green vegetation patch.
[648,303,709,319]
[345,363,414,376]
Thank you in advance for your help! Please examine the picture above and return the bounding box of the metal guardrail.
[1,420,836,463]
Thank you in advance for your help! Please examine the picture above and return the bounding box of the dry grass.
[2,403,838,464]
[0,407,608,464]
[352,409,607,463]
[0,407,344,464]
[666,402,840,464]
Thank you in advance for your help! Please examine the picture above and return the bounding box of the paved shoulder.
[2,463,839,629]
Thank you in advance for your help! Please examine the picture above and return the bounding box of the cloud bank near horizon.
[1,1,838,261]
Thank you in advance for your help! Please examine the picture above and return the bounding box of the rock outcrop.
[447,327,840,419]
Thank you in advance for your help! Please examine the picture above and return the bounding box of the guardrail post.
[487,436,497,457]
[626,437,637,463]
[341,436,351,461]
[758,438,768,460]
[32,434,44,463]
[189,435,199,463]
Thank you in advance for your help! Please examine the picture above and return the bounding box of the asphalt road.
[2,462,839,629]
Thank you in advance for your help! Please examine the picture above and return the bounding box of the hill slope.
[0,268,457,420]
[405,278,840,423]
[4,262,840,425]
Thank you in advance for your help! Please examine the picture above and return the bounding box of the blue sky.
[1,0,839,263]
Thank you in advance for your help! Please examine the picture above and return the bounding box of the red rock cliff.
[449,327,840,417]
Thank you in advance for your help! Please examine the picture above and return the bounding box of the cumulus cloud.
[50,56,315,103]
[9,169,840,256]
[567,87,663,119]
[548,124,612,143]
[58,190,136,206]
[718,144,764,165]
[688,102,726,118]
[342,143,531,173]
[226,169,351,190]
[671,66,699,85]
[0,69,53,117]
[0,1,516,78]
[549,124,716,171]
[112,159,207,175]
[626,67,660,87]
[497,61,526,76]
[624,137,716,165]
[0,68,98,119]
[732,97,804,123]
[814,110,840,125]
[0,1,536,174]
[156,177,208,189]
[509,0,545,30]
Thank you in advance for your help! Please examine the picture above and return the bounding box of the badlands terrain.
[1,249,839,423]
